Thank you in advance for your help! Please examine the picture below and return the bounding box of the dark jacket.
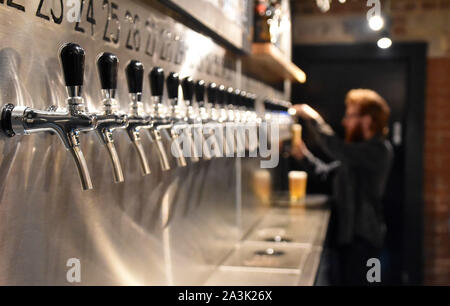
[302,119,393,249]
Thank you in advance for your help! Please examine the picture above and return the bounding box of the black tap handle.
[150,67,164,97]
[217,85,226,105]
[97,52,118,90]
[244,93,251,108]
[233,89,242,107]
[166,72,180,100]
[207,83,217,104]
[226,87,234,105]
[240,91,247,108]
[195,80,206,103]
[265,100,276,112]
[248,94,256,109]
[125,60,144,94]
[182,77,194,101]
[59,43,85,87]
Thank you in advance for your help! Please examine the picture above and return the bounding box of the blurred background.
[285,0,449,286]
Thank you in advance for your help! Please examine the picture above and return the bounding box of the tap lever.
[226,87,234,105]
[181,77,194,105]
[195,80,206,106]
[60,43,85,89]
[97,52,118,92]
[150,67,165,98]
[217,85,226,105]
[166,72,180,103]
[233,89,242,107]
[126,60,144,94]
[239,91,247,108]
[207,83,217,105]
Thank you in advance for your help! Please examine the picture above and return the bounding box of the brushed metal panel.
[0,0,285,285]
[204,266,300,286]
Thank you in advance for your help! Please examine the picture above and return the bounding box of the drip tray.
[221,241,310,271]
[245,209,330,246]
[264,236,292,243]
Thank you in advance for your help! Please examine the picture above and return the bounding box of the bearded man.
[291,89,393,285]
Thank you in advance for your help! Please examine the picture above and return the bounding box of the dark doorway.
[292,43,426,285]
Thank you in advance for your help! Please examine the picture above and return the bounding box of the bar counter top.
[204,194,330,286]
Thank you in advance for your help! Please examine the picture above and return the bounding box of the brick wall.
[292,0,450,285]
[424,58,450,285]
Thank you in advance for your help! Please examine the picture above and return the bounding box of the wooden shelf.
[242,43,306,84]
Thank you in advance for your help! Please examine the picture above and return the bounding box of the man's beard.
[345,123,365,143]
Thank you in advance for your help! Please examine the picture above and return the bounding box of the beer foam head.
[254,170,271,179]
[288,171,307,179]
[292,124,302,132]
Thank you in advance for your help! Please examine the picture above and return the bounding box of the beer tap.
[239,91,257,126]
[164,72,187,167]
[240,91,259,152]
[95,52,128,183]
[125,60,151,176]
[215,84,233,156]
[181,76,200,162]
[216,85,228,124]
[246,93,259,126]
[196,80,220,158]
[183,78,212,160]
[0,43,97,190]
[224,87,241,155]
[207,83,219,122]
[225,87,237,124]
[206,82,224,157]
[148,67,177,170]
[232,88,246,155]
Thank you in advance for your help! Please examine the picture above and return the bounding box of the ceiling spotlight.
[369,15,384,31]
[339,0,346,3]
[316,0,331,13]
[377,37,392,49]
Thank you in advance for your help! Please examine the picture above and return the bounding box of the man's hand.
[291,140,308,161]
[292,104,324,123]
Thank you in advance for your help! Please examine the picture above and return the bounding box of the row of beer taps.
[0,43,271,191]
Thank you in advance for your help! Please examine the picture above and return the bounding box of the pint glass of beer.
[291,124,302,148]
[289,171,307,203]
[253,170,272,204]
